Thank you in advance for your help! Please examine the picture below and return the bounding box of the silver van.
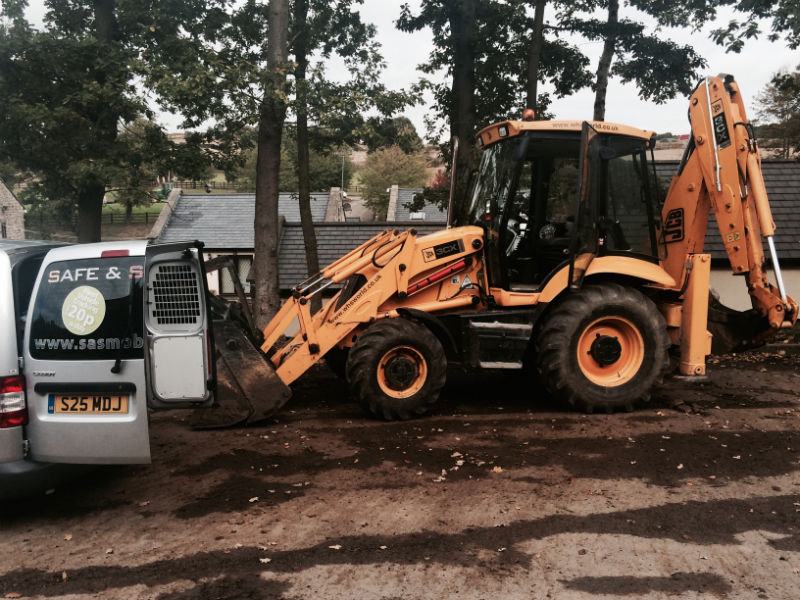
[0,240,214,497]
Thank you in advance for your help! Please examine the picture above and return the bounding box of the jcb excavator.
[206,74,797,424]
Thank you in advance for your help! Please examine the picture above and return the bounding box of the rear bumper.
[0,426,24,463]
[0,459,91,500]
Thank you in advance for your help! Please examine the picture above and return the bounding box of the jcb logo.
[664,208,684,243]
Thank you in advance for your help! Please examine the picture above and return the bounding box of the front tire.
[346,318,447,420]
[535,283,669,413]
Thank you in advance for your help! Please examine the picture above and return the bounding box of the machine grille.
[151,263,201,325]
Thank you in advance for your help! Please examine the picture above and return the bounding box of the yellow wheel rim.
[576,316,644,386]
[377,346,428,399]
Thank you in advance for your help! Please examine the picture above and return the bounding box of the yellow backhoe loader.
[206,74,797,424]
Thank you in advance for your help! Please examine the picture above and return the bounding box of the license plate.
[48,394,129,414]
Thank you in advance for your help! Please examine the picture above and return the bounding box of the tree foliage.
[235,129,353,192]
[1,0,142,241]
[360,146,428,220]
[755,66,800,159]
[0,0,212,241]
[710,0,800,52]
[398,1,591,144]
[556,0,710,120]
[360,116,423,154]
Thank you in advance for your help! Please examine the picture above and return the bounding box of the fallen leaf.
[578,549,587,555]
[677,464,684,470]
[328,545,342,550]
[5,593,22,598]
[733,455,742,460]
[379,545,388,550]
[259,557,272,564]
[105,548,114,555]
[498,547,507,552]
[491,466,503,473]
[249,497,259,503]
[451,452,462,458]
[64,534,72,541]
[61,571,68,582]
[137,501,150,508]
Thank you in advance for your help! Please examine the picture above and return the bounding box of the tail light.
[0,375,27,428]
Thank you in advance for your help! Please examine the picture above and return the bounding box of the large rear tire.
[346,318,447,420]
[535,283,669,413]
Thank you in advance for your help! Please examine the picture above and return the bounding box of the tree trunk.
[293,0,321,312]
[525,0,547,113]
[448,0,478,223]
[75,0,119,243]
[593,0,619,121]
[252,0,289,328]
[77,183,105,243]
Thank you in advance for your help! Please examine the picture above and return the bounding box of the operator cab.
[460,119,663,291]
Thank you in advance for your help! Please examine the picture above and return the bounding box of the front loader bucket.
[190,319,292,430]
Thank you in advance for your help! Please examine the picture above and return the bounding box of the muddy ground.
[1,351,799,599]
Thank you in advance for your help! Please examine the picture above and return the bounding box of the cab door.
[144,242,215,409]
[569,122,602,289]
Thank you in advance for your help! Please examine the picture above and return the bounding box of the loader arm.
[260,226,486,386]
[660,75,798,334]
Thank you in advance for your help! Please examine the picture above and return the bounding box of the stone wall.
[0,181,24,239]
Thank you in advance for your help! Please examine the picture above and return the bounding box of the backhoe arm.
[660,75,798,332]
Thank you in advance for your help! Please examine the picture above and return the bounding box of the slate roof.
[278,222,443,288]
[655,160,800,261]
[394,188,448,222]
[155,192,330,248]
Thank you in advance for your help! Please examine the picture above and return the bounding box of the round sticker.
[61,286,106,336]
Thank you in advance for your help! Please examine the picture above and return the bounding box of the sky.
[23,0,800,140]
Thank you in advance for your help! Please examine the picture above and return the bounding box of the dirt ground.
[1,350,799,599]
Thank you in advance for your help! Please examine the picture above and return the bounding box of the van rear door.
[21,241,215,465]
[23,241,152,464]
[144,242,215,409]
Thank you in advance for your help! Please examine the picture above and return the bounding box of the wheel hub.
[576,316,645,387]
[383,355,418,390]
[589,334,622,367]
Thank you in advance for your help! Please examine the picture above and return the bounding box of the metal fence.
[171,180,239,191]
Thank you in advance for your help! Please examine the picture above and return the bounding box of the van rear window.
[29,257,144,360]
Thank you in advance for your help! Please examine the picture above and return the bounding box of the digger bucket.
[707,293,772,354]
[190,319,292,430]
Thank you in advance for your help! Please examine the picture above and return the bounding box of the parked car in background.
[0,239,215,499]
